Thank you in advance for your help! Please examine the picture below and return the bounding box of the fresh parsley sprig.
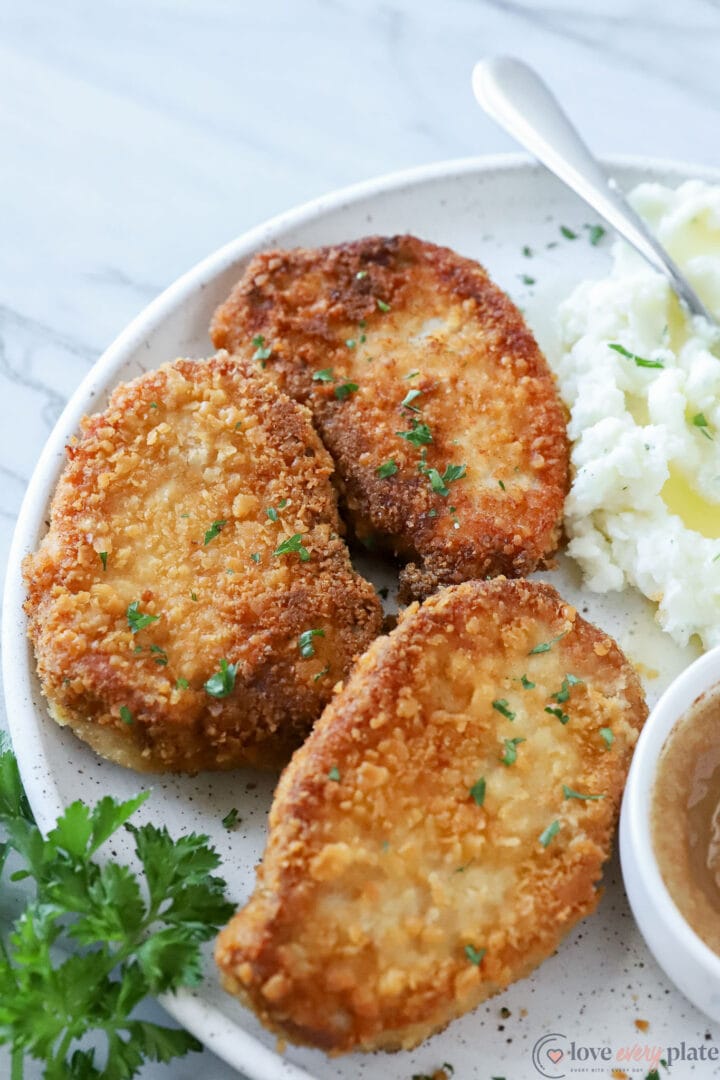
[0,746,234,1079]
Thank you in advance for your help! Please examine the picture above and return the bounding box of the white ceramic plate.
[5,155,720,1080]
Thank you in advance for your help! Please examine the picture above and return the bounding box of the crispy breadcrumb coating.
[216,578,647,1052]
[211,236,569,600]
[23,353,382,773]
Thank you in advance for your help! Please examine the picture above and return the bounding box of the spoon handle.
[472,56,715,324]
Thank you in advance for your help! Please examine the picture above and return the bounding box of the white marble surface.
[2,1,720,1076]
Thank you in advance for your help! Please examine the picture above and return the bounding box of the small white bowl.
[620,646,720,1020]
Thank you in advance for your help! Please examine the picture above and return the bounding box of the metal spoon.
[472,56,718,328]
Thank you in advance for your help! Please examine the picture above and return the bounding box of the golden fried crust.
[23,353,382,773]
[216,578,647,1052]
[211,236,569,600]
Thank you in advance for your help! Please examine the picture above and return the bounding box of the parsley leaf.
[221,808,239,829]
[327,766,341,782]
[0,747,233,1078]
[204,519,227,545]
[560,225,578,240]
[600,727,614,748]
[298,628,325,658]
[492,699,515,721]
[334,381,359,401]
[99,551,108,571]
[693,412,714,440]
[397,419,433,446]
[500,737,525,766]
[539,820,561,847]
[586,223,606,246]
[204,659,237,698]
[469,778,486,806]
[119,706,133,725]
[126,601,160,635]
[313,367,334,383]
[608,343,664,369]
[563,785,605,801]
[272,533,311,561]
[376,459,398,479]
[520,674,535,690]
[545,705,570,725]
[252,334,272,361]
[401,388,422,411]
[376,298,391,312]
[528,632,566,656]
[464,944,486,966]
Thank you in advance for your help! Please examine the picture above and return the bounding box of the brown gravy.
[652,688,720,955]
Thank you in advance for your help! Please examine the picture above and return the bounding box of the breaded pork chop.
[23,352,382,773]
[216,578,647,1053]
[211,236,569,601]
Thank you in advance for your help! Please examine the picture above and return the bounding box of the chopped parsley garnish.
[250,553,260,564]
[608,343,664,369]
[492,699,515,721]
[586,223,606,246]
[273,533,311,561]
[563,785,605,801]
[175,677,189,690]
[520,674,535,690]
[99,551,108,571]
[600,727,614,748]
[222,808,240,829]
[252,334,272,361]
[522,245,533,257]
[149,644,168,666]
[539,820,560,847]
[498,479,506,491]
[693,412,713,439]
[327,766,341,782]
[126,601,160,634]
[149,402,158,409]
[345,338,357,349]
[469,777,486,806]
[376,459,398,478]
[397,419,433,446]
[278,498,288,509]
[356,270,368,280]
[266,506,279,522]
[204,519,227,545]
[190,592,198,602]
[552,674,583,703]
[528,632,566,655]
[520,274,536,286]
[234,421,243,430]
[334,381,359,401]
[298,628,325,658]
[119,705,133,725]
[204,659,237,698]
[500,737,525,766]
[427,463,466,496]
[560,225,578,240]
[545,705,570,725]
[401,388,422,411]
[314,664,330,682]
[313,367,334,383]
[404,369,420,379]
[376,298,391,312]
[464,944,486,966]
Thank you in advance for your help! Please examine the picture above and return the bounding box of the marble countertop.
[2,1,720,1076]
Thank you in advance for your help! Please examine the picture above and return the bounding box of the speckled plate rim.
[6,152,720,1080]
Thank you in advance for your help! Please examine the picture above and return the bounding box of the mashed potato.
[556,181,720,649]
